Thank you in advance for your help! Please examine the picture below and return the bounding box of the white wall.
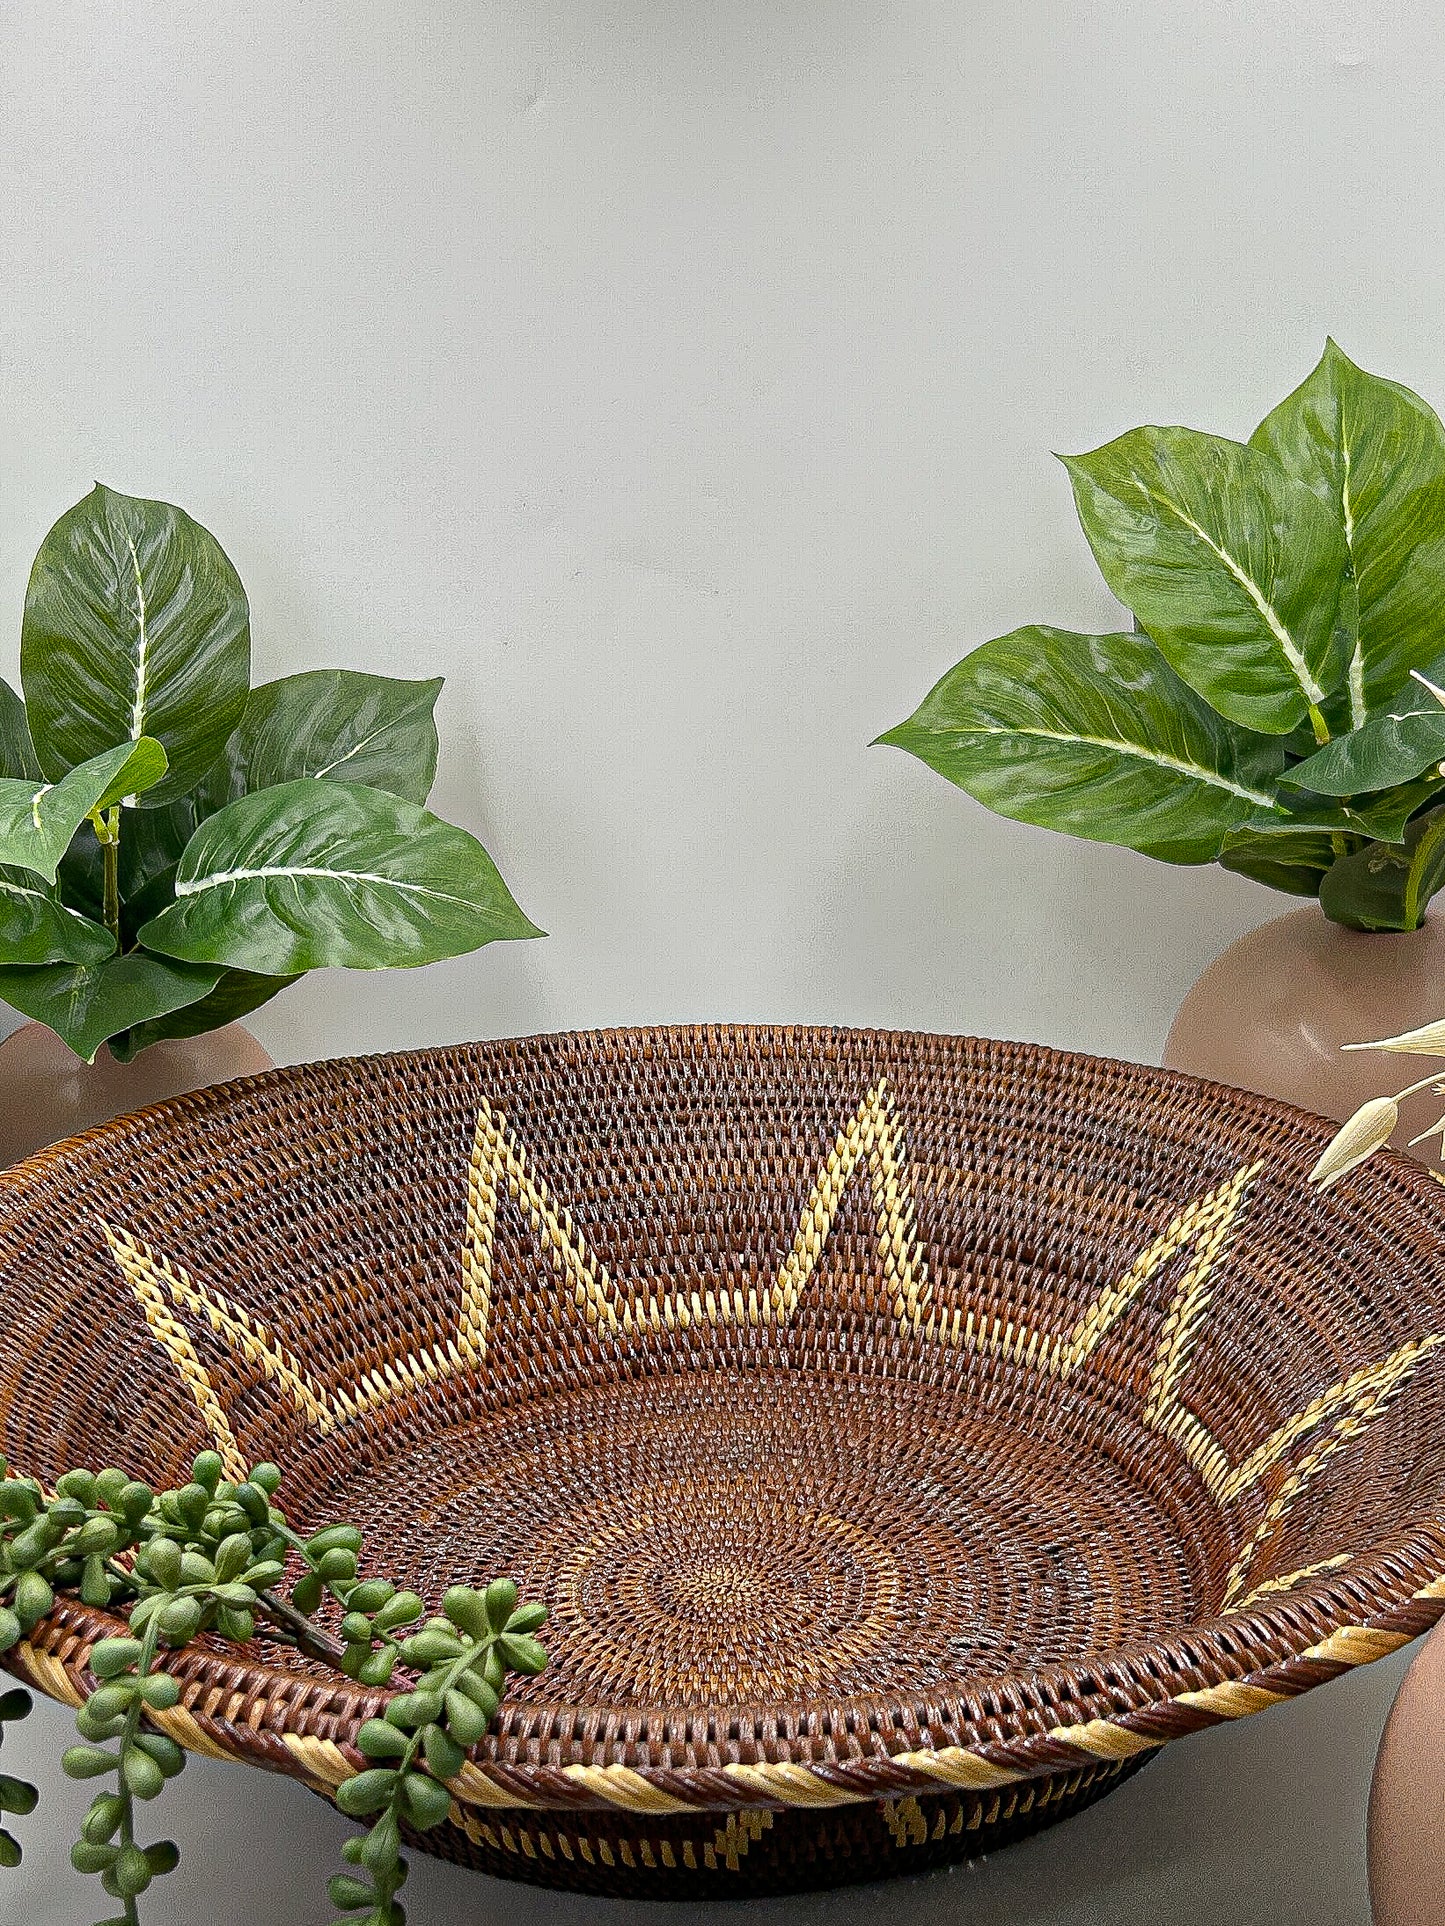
[0,4,1439,1921]
[11,2,1439,1073]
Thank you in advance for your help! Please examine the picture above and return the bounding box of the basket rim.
[3,1022,1445,1816]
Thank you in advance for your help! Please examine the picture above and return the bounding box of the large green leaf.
[0,867,115,966]
[1251,341,1445,721]
[1319,804,1445,931]
[200,671,443,814]
[0,738,167,884]
[1219,827,1339,899]
[876,627,1286,862]
[1236,787,1426,845]
[0,953,222,1062]
[140,779,542,973]
[21,484,251,803]
[109,966,298,1062]
[1282,696,1445,797]
[1062,427,1347,735]
[0,680,39,781]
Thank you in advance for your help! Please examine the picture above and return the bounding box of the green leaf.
[876,626,1286,862]
[108,967,296,1062]
[1251,340,1445,721]
[1282,690,1445,796]
[0,953,221,1062]
[0,681,39,782]
[1320,804,1445,931]
[1219,828,1339,898]
[21,484,250,803]
[1238,782,1433,845]
[1062,426,1347,734]
[140,779,542,974]
[0,868,115,966]
[0,739,168,884]
[201,671,443,812]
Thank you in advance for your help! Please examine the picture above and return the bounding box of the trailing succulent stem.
[0,1450,545,1922]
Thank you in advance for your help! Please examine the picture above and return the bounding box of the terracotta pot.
[1368,1624,1445,1926]
[0,1020,274,1168]
[1163,904,1445,1152]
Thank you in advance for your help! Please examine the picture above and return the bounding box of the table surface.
[4,1639,1402,1924]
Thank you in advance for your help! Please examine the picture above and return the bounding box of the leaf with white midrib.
[141,777,541,975]
[1063,426,1347,736]
[877,625,1287,864]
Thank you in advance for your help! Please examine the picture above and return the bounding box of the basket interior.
[3,1025,1445,1730]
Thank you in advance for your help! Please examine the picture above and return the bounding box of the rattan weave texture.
[2,1025,1444,1896]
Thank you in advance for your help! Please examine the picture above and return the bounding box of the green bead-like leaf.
[0,1773,37,1815]
[400,1769,454,1831]
[443,1690,489,1746]
[0,738,167,885]
[21,484,251,802]
[878,627,1287,862]
[140,779,542,974]
[1252,340,1445,721]
[89,1638,143,1682]
[131,1733,186,1779]
[481,1580,518,1635]
[13,1570,54,1629]
[70,1838,120,1874]
[335,1768,399,1818]
[82,1792,126,1843]
[357,1720,411,1762]
[202,671,443,811]
[120,1745,165,1800]
[358,1647,397,1688]
[62,1745,119,1780]
[0,953,221,1063]
[1062,427,1347,734]
[371,1592,423,1635]
[422,1726,464,1782]
[329,1871,377,1910]
[495,1632,547,1675]
[504,1602,548,1635]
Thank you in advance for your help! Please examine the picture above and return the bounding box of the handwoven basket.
[2,1025,1445,1898]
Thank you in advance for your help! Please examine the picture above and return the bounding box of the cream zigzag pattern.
[103,1079,1445,1604]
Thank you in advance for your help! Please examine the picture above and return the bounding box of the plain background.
[1,2,1440,1919]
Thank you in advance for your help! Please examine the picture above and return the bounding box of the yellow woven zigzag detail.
[101,1088,1444,1576]
[1221,1331,1445,1604]
[464,1081,928,1342]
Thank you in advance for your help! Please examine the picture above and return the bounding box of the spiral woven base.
[2,1026,1445,1898]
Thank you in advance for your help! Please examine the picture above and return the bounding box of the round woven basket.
[2,1025,1445,1898]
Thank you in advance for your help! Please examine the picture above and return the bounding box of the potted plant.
[878,341,1445,1137]
[0,484,539,1164]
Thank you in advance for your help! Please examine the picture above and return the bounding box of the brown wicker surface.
[2,1025,1445,1897]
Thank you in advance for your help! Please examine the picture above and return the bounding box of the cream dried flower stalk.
[1309,1021,1445,1189]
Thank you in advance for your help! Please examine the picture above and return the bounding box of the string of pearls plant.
[0,1450,546,1924]
[1309,1018,1445,1189]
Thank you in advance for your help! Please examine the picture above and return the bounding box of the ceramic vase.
[0,1020,274,1168]
[1163,904,1445,1150]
